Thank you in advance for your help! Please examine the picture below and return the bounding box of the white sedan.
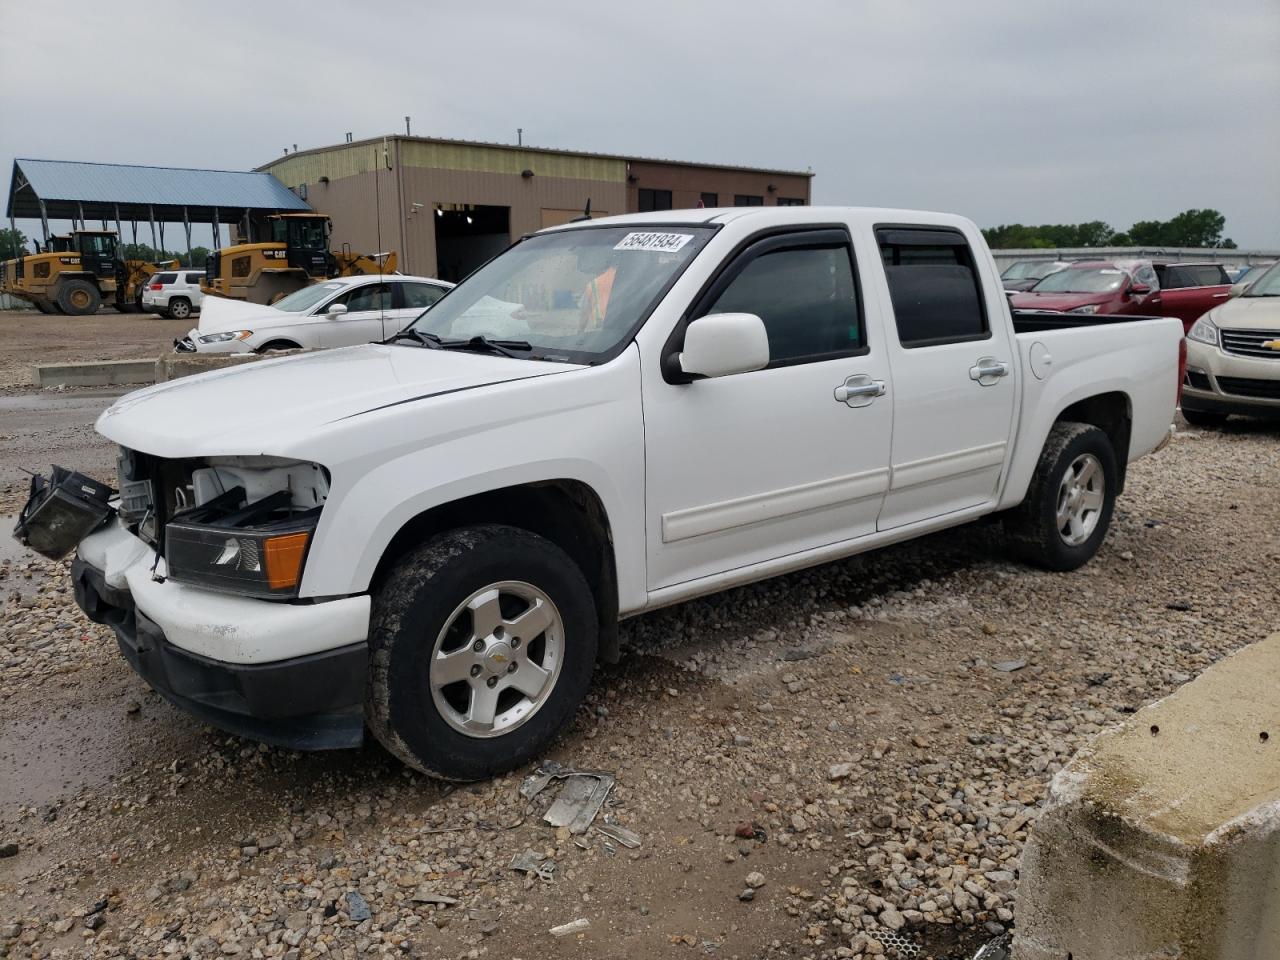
[177,275,453,354]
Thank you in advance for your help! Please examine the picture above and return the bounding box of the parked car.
[1228,263,1275,297]
[1012,259,1230,331]
[60,207,1181,780]
[176,274,453,353]
[1181,261,1280,426]
[1150,262,1233,328]
[1000,259,1069,292]
[142,269,206,320]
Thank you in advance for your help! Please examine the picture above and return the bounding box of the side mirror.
[327,302,348,316]
[678,313,769,379]
[1129,283,1152,296]
[1228,283,1246,299]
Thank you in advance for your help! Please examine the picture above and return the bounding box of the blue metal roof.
[7,158,310,220]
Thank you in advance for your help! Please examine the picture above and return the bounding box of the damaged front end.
[116,448,329,598]
[35,448,371,751]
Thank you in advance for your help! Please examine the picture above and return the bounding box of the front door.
[872,226,1018,530]
[643,229,893,590]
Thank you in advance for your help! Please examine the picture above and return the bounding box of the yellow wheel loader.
[0,230,178,316]
[203,213,397,305]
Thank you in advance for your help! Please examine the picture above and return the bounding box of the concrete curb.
[29,359,157,388]
[30,350,305,388]
[1012,632,1280,960]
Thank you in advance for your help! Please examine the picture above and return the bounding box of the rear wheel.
[366,524,598,780]
[1180,408,1227,428]
[1004,422,1118,571]
[56,279,101,316]
[167,297,192,320]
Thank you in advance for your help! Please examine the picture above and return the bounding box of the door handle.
[834,374,886,407]
[1212,292,1229,299]
[969,358,1010,386]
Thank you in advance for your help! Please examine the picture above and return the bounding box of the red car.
[1011,260,1232,332]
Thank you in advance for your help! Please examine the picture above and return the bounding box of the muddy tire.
[367,524,598,781]
[1004,422,1118,572]
[56,279,101,316]
[167,297,192,320]
[1180,407,1227,429]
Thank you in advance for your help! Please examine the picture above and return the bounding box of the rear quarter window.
[185,273,204,284]
[153,273,177,284]
[876,227,989,348]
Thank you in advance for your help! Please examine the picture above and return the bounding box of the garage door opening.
[434,205,511,283]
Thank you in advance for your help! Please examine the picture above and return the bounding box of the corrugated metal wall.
[399,167,625,276]
[303,168,404,268]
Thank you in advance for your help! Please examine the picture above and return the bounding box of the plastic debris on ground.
[509,847,556,882]
[596,818,641,848]
[549,917,590,937]
[519,761,615,834]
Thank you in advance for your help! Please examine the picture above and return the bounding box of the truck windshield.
[79,234,117,256]
[407,225,714,362]
[1031,267,1128,294]
[1003,261,1053,280]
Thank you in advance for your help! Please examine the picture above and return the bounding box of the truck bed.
[1011,309,1169,334]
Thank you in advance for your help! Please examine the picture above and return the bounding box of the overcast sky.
[2,0,1277,248]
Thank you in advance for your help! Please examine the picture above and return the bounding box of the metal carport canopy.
[6,157,311,234]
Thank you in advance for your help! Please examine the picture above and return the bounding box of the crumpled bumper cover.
[71,526,370,750]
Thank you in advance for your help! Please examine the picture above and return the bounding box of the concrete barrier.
[1013,633,1280,960]
[29,359,157,388]
[154,352,269,382]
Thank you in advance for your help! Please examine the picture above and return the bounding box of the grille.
[1220,328,1280,359]
[1217,376,1280,399]
[865,926,920,958]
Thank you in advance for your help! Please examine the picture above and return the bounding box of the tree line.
[982,208,1236,250]
[0,229,212,267]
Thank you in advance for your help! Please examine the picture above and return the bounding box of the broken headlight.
[163,458,329,599]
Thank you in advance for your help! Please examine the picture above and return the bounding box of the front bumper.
[73,519,371,749]
[1183,338,1280,418]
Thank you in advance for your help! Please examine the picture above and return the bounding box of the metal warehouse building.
[259,136,813,282]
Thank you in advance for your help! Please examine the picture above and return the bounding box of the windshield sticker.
[614,232,694,253]
[1099,269,1122,274]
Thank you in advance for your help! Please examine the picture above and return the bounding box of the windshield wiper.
[382,329,443,348]
[435,335,533,359]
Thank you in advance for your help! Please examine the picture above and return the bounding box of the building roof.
[6,158,310,223]
[259,134,814,180]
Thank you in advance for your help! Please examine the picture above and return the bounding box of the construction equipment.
[203,213,397,304]
[0,229,177,315]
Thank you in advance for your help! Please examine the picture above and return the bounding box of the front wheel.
[366,524,598,780]
[1004,422,1118,571]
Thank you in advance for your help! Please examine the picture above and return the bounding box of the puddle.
[0,514,43,598]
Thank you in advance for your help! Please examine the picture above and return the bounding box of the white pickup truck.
[63,207,1182,780]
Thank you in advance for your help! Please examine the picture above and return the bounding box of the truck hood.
[1208,295,1280,330]
[97,345,582,458]
[1009,291,1118,312]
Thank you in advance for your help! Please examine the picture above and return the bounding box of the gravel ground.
[1,413,1277,960]
[0,309,188,392]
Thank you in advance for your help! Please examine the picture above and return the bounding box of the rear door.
[642,227,893,589]
[1154,264,1232,330]
[319,281,394,347]
[873,226,1018,530]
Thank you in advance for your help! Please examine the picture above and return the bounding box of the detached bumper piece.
[72,558,367,750]
[13,466,114,559]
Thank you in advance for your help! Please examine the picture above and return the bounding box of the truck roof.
[540,205,977,234]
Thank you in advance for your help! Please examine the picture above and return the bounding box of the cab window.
[877,227,989,348]
[696,230,863,367]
